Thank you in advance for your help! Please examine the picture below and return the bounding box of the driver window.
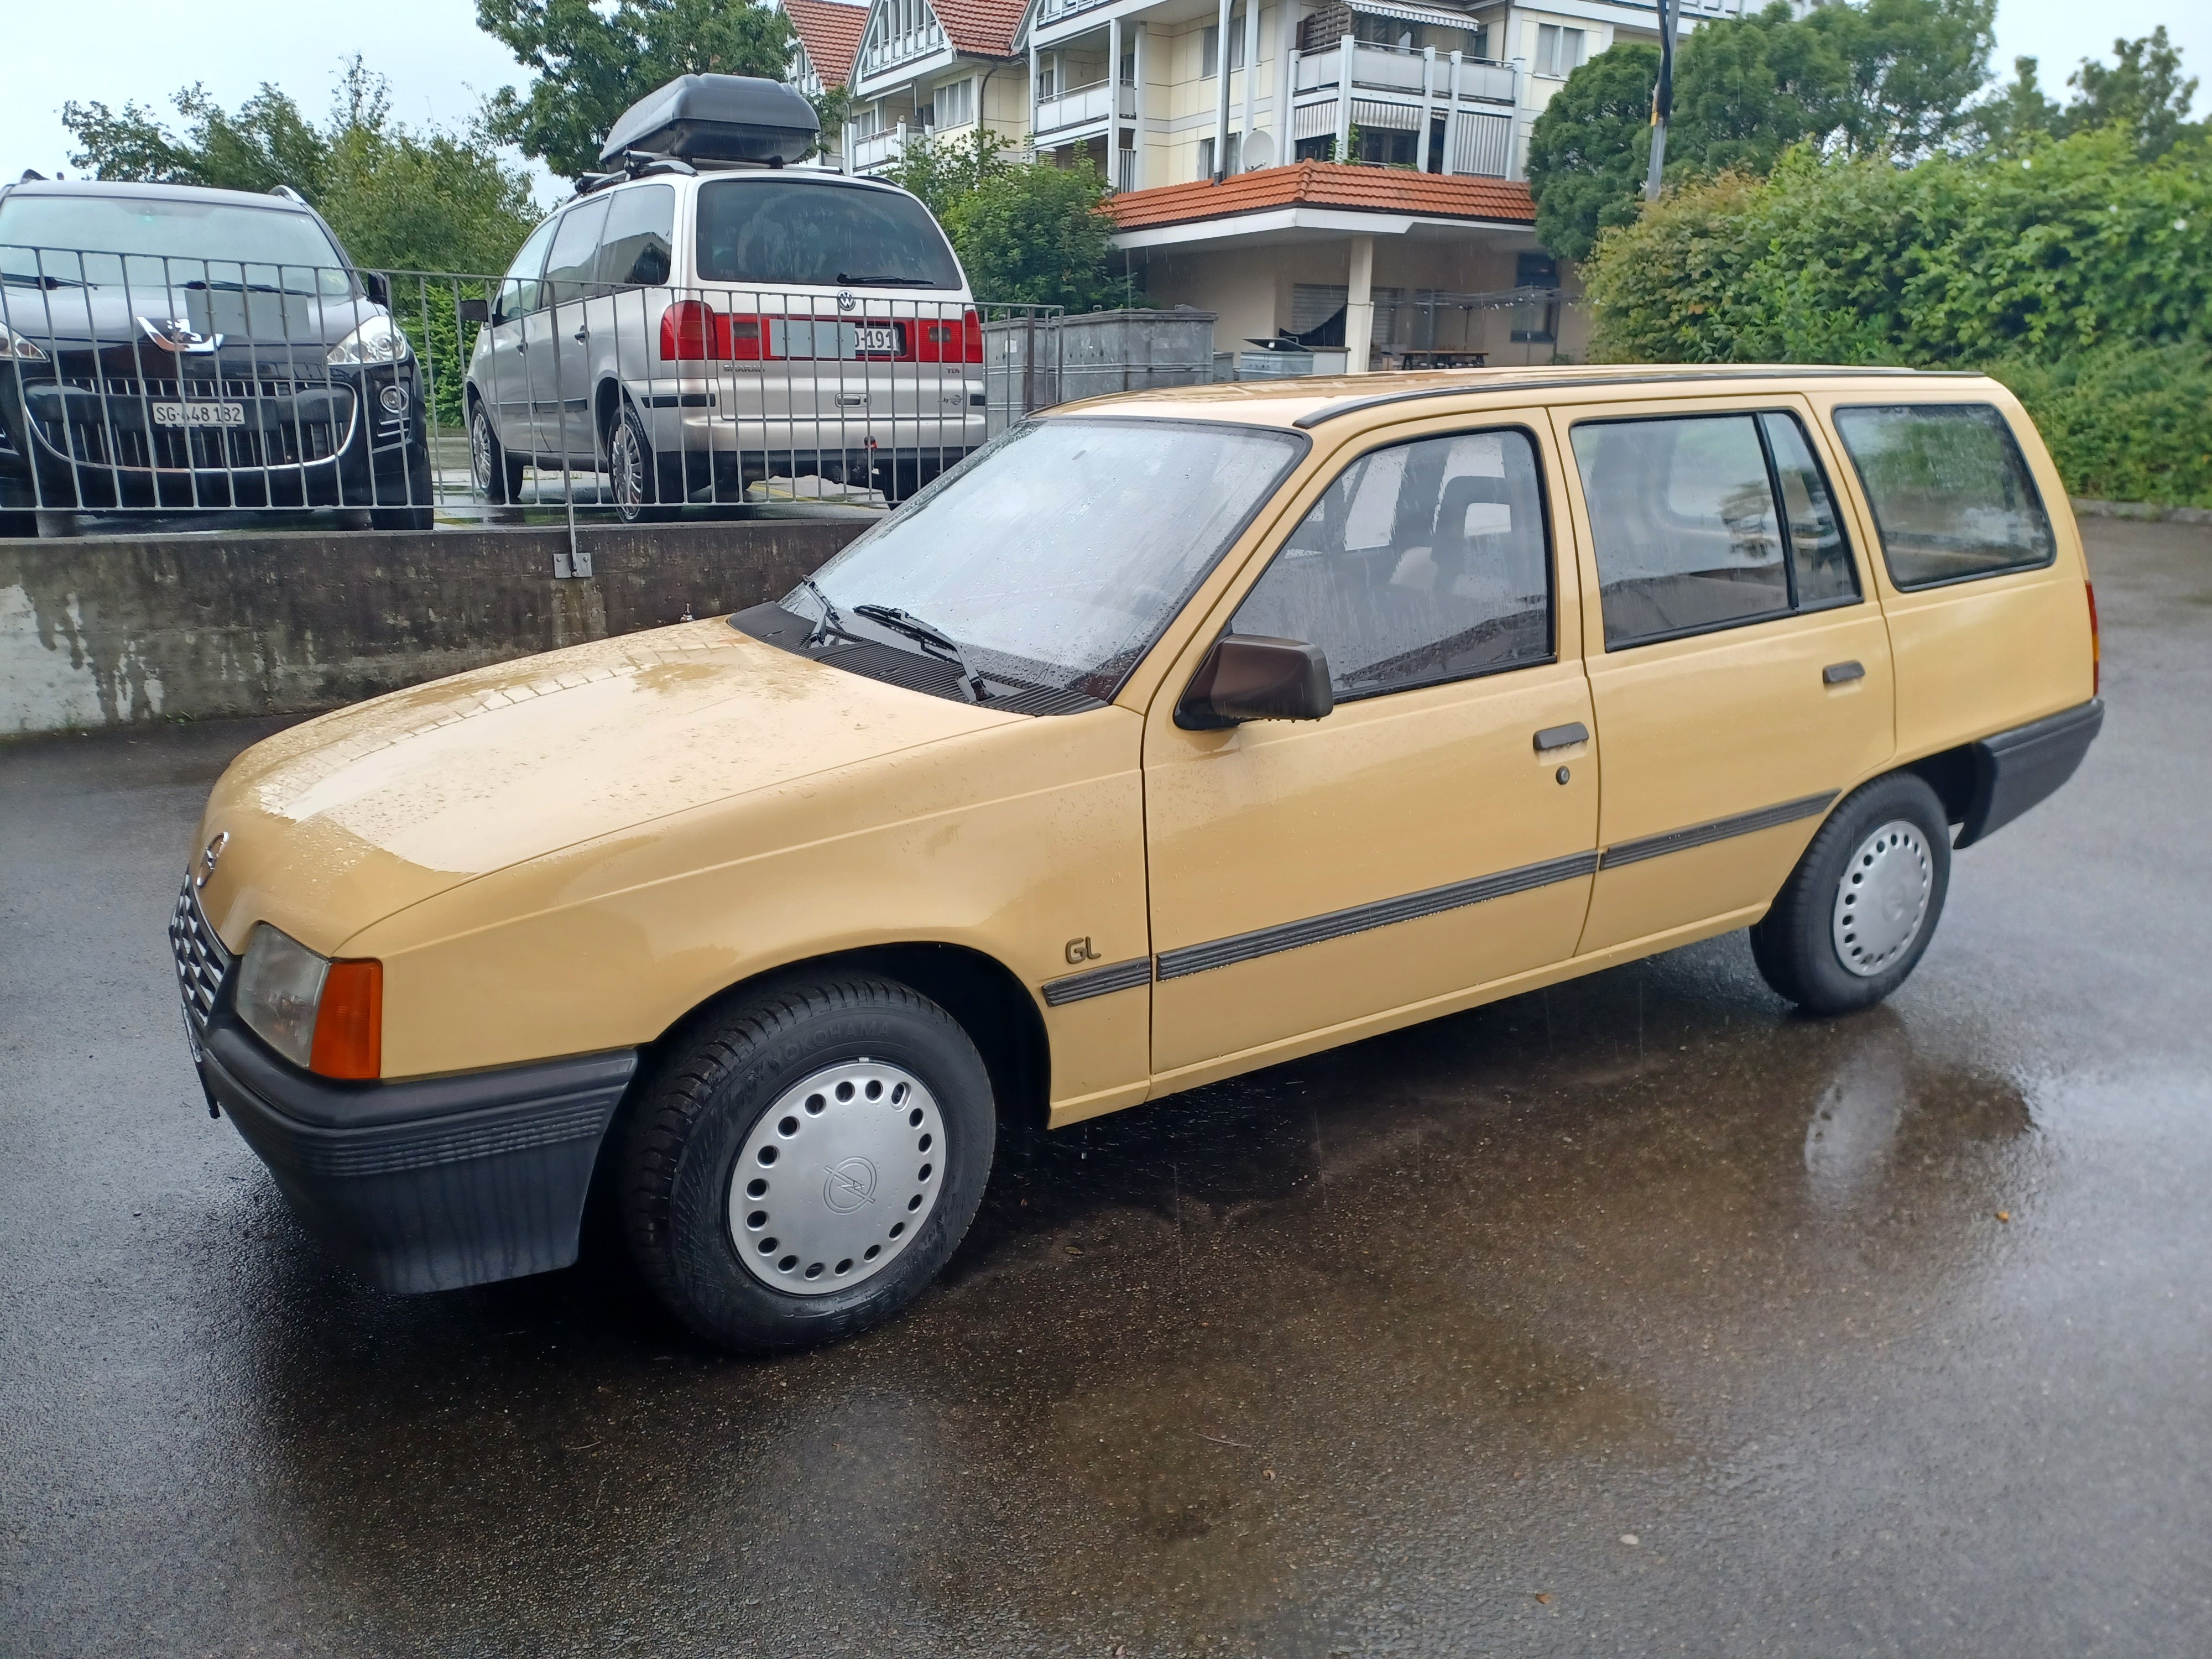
[493,216,557,325]
[1232,427,1555,699]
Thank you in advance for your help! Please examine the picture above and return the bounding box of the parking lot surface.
[4,518,2209,1657]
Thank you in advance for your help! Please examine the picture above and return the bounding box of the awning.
[1350,97,1425,131]
[1348,0,1485,33]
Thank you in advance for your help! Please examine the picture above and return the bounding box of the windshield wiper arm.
[796,577,864,648]
[834,273,937,287]
[3,270,86,289]
[852,603,990,702]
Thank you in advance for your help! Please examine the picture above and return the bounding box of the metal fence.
[0,244,1070,551]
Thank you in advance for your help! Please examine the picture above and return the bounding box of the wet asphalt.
[4,518,2209,1658]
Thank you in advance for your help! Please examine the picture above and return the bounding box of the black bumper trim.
[199,1019,637,1294]
[1956,698,2103,849]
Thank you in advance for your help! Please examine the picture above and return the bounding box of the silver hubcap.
[1832,819,1933,977]
[730,1060,945,1296]
[469,409,495,492]
[610,420,644,509]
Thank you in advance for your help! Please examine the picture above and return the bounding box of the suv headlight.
[0,321,50,361]
[328,313,410,366]
[235,923,383,1078]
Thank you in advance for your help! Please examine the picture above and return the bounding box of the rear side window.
[695,180,962,290]
[594,185,675,287]
[541,198,610,307]
[1233,427,1553,699]
[1570,411,1860,650]
[1832,404,2056,589]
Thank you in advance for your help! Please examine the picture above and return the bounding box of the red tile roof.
[785,0,869,88]
[930,0,1028,58]
[1107,162,1536,233]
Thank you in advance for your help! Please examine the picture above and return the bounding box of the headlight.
[328,313,411,366]
[235,923,383,1078]
[0,321,49,361]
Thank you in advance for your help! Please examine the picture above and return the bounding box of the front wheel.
[1751,771,1952,1015]
[620,976,996,1352]
[469,399,523,505]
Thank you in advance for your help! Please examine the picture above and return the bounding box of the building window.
[1355,14,1416,49]
[1197,135,1215,176]
[1038,54,1057,98]
[933,77,974,127]
[1535,24,1586,78]
[1202,13,1245,78]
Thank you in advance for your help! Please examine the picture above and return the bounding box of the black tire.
[608,401,679,524]
[1751,771,1952,1015]
[469,398,523,505]
[620,975,996,1353]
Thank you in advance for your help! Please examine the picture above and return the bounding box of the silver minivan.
[465,78,985,519]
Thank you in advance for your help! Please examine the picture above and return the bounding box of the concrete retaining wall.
[0,519,870,736]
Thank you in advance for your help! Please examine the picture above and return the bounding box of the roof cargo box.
[599,75,820,168]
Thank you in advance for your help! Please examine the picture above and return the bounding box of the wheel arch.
[1902,744,1976,828]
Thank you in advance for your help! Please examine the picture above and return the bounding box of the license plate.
[153,401,246,428]
[854,325,899,355]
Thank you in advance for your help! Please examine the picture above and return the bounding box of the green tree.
[1969,55,2062,149]
[884,131,1119,309]
[1527,0,1997,262]
[61,61,539,274]
[1524,43,1659,263]
[2057,27,2201,156]
[476,0,795,179]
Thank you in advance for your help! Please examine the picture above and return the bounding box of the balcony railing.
[1034,79,1138,135]
[1296,42,1516,106]
[850,124,910,171]
[1035,0,1117,28]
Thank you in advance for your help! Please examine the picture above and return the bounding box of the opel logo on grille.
[822,1156,878,1213]
[195,831,229,890]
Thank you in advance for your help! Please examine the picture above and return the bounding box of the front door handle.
[1823,660,1866,685]
[1533,721,1589,753]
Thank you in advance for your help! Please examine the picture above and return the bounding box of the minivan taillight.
[963,306,984,364]
[659,301,765,361]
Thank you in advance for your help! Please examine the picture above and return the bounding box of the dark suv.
[0,177,431,533]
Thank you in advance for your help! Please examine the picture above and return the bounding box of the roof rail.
[1290,365,1945,429]
[577,152,701,195]
[268,184,310,206]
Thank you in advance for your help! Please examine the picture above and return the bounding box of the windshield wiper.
[834,273,937,288]
[852,603,990,702]
[796,576,865,649]
[3,270,86,289]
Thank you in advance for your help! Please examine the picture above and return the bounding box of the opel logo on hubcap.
[822,1156,878,1213]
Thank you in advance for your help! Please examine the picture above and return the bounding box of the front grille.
[63,372,332,400]
[33,399,353,472]
[169,878,231,1036]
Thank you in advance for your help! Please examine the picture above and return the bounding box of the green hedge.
[1578,128,2212,504]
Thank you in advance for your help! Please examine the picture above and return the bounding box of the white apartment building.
[780,0,1748,368]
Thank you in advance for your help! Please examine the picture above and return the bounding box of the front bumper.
[195,1013,636,1294]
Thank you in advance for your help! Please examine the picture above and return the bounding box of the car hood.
[194,618,1021,956]
[0,279,378,352]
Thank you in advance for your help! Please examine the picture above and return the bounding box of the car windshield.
[791,418,1307,700]
[695,179,962,290]
[0,196,353,296]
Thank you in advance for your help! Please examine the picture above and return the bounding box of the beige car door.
[1550,397,1897,954]
[1143,415,1599,1089]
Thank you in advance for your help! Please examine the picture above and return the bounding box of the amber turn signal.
[309,959,383,1079]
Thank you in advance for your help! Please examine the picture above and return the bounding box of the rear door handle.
[1823,660,1866,685]
[573,328,589,342]
[1533,722,1589,753]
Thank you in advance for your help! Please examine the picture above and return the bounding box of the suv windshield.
[695,179,962,289]
[0,195,352,295]
[791,418,1307,700]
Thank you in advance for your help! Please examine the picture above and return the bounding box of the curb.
[2071,498,2212,526]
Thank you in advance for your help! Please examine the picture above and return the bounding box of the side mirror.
[1176,634,1335,731]
[361,270,390,309]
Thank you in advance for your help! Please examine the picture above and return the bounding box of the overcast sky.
[2,0,2205,196]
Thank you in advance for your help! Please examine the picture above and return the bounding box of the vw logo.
[822,1156,878,1213]
[836,289,856,313]
[194,830,229,890]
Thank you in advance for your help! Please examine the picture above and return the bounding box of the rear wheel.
[620,975,995,1352]
[1751,771,1952,1015]
[469,399,523,505]
[608,402,679,524]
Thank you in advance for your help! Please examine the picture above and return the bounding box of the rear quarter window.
[1831,403,2056,589]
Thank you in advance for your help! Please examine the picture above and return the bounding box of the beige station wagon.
[171,366,2102,1350]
